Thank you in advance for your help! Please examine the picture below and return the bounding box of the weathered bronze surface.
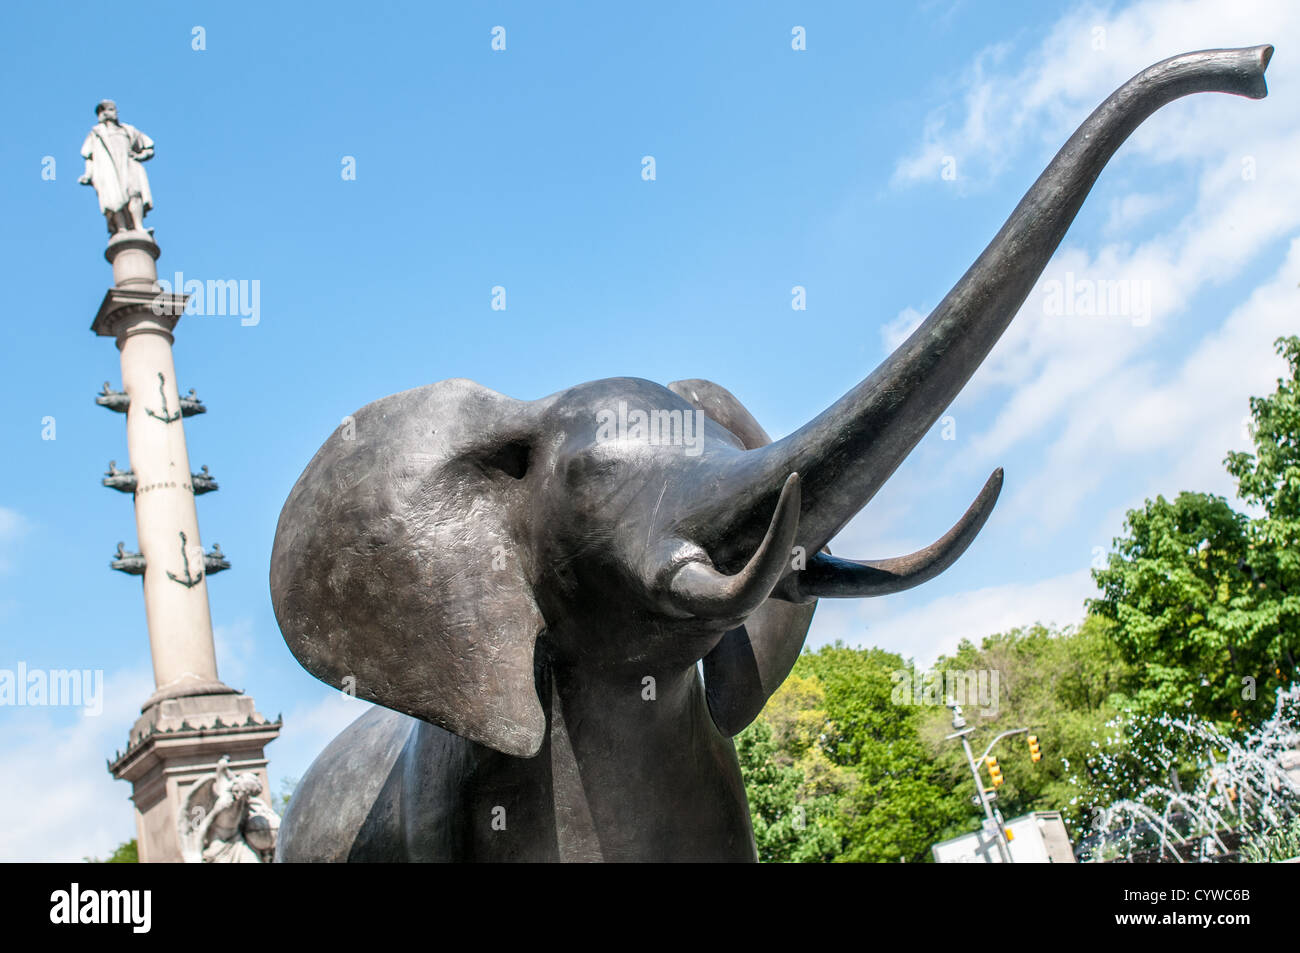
[271,47,1273,862]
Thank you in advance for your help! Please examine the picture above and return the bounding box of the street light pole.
[947,703,1032,864]
[949,725,1013,863]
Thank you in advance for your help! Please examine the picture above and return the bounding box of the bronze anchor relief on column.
[166,530,204,588]
[145,371,181,423]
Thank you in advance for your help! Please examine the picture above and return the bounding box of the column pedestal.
[108,693,282,863]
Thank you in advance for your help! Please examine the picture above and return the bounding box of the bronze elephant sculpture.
[271,46,1273,861]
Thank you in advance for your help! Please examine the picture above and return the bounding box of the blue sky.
[2,0,1297,859]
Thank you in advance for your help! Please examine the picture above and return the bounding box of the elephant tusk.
[787,468,1002,600]
[667,473,801,619]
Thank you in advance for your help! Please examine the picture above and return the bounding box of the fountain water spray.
[1076,685,1300,862]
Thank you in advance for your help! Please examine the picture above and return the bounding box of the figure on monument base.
[180,756,280,863]
[79,99,154,237]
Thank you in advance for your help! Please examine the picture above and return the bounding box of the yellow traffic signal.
[985,756,1004,787]
[1027,735,1041,763]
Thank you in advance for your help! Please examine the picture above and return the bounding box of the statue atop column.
[79,100,155,237]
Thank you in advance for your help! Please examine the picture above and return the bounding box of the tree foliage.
[1225,334,1300,690]
[921,618,1137,839]
[1089,336,1300,728]
[1088,491,1258,721]
[738,644,963,862]
[738,336,1300,860]
[84,839,138,863]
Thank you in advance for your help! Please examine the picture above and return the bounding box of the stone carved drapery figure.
[79,100,154,236]
[178,756,280,863]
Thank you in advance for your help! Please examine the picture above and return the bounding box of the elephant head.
[271,47,1272,777]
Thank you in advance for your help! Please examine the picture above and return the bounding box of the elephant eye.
[476,439,531,481]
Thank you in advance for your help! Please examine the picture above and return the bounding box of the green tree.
[799,644,961,862]
[737,644,961,861]
[275,776,298,817]
[735,714,840,863]
[920,619,1137,839]
[1088,491,1258,722]
[761,672,855,805]
[1089,335,1300,728]
[84,839,138,863]
[1225,334,1300,691]
[735,337,1300,859]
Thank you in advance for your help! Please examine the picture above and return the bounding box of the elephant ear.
[270,379,547,758]
[668,378,771,451]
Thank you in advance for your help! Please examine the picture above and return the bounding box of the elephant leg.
[400,716,563,862]
[275,705,414,862]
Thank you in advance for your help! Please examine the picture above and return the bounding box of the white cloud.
[1103,190,1176,237]
[809,0,1299,670]
[1111,237,1299,495]
[893,0,1297,189]
[881,306,926,352]
[979,173,1300,539]
[811,569,1096,667]
[0,507,24,539]
[268,687,374,791]
[0,666,373,859]
[213,617,257,687]
[0,506,27,574]
[890,41,1018,189]
[0,667,153,862]
[884,0,1300,536]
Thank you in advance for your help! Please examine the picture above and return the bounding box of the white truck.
[931,811,1076,863]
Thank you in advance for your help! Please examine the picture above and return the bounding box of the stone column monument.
[84,100,282,862]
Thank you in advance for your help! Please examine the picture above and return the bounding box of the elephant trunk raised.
[271,46,1272,862]
[684,46,1273,602]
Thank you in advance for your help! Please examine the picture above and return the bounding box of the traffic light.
[985,756,1004,787]
[1027,735,1041,763]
